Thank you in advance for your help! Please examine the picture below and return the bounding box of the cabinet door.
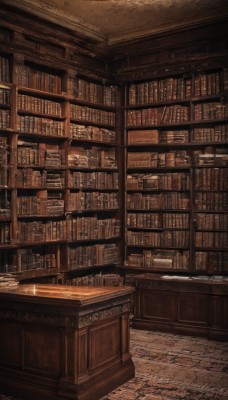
[178,292,210,326]
[211,294,228,330]
[135,288,177,323]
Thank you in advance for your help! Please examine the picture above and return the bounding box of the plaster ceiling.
[3,0,228,45]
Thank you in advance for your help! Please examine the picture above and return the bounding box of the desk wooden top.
[0,284,134,306]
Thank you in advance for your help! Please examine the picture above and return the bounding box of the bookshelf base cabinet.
[0,284,135,400]
[132,274,228,340]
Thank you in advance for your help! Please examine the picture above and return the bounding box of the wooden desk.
[132,273,228,340]
[0,284,135,400]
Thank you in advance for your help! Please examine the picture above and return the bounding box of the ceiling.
[3,0,228,45]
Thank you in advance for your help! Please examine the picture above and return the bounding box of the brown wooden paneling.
[77,329,89,381]
[132,274,228,340]
[0,285,134,400]
[25,326,62,377]
[90,318,120,372]
[0,322,22,367]
[65,331,76,381]
[141,290,177,322]
[178,293,209,325]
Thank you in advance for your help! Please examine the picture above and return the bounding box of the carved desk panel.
[0,284,135,400]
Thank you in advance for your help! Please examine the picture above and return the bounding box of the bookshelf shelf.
[17,86,66,100]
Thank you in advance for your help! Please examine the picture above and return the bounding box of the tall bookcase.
[124,69,228,277]
[0,49,123,284]
[0,5,228,291]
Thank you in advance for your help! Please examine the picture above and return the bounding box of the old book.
[128,129,159,144]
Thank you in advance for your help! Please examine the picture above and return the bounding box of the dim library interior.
[0,2,227,400]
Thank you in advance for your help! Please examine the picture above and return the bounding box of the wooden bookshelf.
[0,3,227,342]
[0,5,227,289]
[124,68,228,276]
[0,36,122,283]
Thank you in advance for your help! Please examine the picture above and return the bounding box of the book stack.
[0,273,19,290]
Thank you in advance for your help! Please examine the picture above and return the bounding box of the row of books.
[2,63,117,107]
[16,169,65,188]
[17,140,65,166]
[128,72,220,105]
[127,192,190,210]
[16,64,62,94]
[127,173,190,190]
[17,193,64,216]
[127,105,189,126]
[0,87,10,105]
[127,212,189,229]
[17,143,227,170]
[0,166,10,187]
[194,102,228,121]
[128,150,227,168]
[18,248,57,271]
[18,191,119,216]
[0,109,10,129]
[195,232,227,248]
[18,219,68,242]
[4,171,118,191]
[126,168,228,190]
[194,148,228,166]
[68,191,118,211]
[9,222,123,249]
[127,125,228,145]
[195,251,228,272]
[70,104,115,126]
[17,141,119,169]
[15,200,228,223]
[17,115,65,136]
[0,273,18,290]
[196,213,228,230]
[68,243,120,269]
[67,216,120,241]
[68,147,117,169]
[127,192,227,211]
[0,55,10,83]
[192,125,227,143]
[127,211,226,229]
[193,72,221,97]
[18,93,62,117]
[127,150,190,168]
[0,136,9,164]
[76,78,117,106]
[70,124,116,143]
[195,192,227,211]
[68,77,117,106]
[125,249,190,270]
[0,222,10,244]
[127,230,190,247]
[195,167,228,190]
[69,171,118,189]
[0,191,11,217]
[65,272,124,287]
[127,212,161,229]
[127,129,189,144]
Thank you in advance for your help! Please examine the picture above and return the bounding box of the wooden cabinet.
[0,284,135,400]
[132,273,228,340]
